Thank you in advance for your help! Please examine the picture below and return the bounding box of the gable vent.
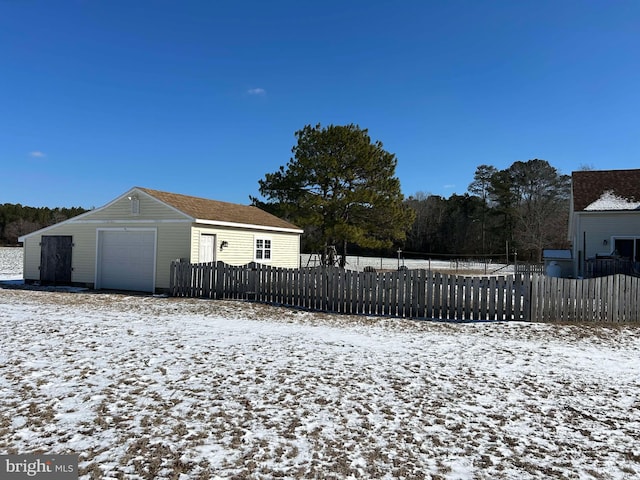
[128,195,140,215]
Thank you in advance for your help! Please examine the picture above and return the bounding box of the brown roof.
[137,187,301,231]
[572,169,640,211]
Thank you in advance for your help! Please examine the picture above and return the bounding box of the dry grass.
[1,286,639,479]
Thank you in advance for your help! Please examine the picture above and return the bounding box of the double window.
[255,238,271,261]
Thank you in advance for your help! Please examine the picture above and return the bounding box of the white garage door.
[97,230,156,292]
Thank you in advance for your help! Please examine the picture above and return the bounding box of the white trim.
[195,218,303,234]
[575,210,640,215]
[17,187,303,242]
[254,235,273,263]
[18,187,194,242]
[72,219,192,224]
[18,209,96,241]
[95,227,157,292]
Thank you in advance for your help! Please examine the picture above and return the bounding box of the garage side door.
[40,235,73,285]
[98,230,156,292]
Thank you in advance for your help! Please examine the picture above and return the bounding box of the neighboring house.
[568,169,640,277]
[18,187,303,292]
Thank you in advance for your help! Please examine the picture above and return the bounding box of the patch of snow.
[1,288,639,479]
[584,190,640,211]
[0,246,23,281]
[302,253,513,275]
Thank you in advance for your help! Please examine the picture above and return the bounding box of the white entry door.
[200,234,216,263]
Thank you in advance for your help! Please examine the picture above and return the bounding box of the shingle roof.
[572,169,640,211]
[137,187,302,231]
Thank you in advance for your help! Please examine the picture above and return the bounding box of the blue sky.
[2,0,639,208]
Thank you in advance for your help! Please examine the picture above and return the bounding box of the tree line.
[404,160,571,262]
[256,124,571,265]
[0,204,87,245]
[5,124,572,265]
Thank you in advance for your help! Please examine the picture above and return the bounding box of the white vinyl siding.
[571,210,640,277]
[575,211,640,259]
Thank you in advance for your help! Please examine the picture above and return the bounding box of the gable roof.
[571,169,640,212]
[137,187,302,232]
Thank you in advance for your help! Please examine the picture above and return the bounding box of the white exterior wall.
[572,210,640,276]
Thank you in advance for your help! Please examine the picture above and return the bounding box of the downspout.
[582,231,586,278]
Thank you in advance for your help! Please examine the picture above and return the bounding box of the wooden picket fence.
[169,261,640,323]
[170,261,529,321]
[530,274,640,322]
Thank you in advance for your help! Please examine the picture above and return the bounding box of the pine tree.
[256,124,415,266]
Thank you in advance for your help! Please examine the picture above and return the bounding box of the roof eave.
[195,218,303,234]
[578,209,640,213]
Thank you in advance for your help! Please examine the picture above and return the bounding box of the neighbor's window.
[255,238,272,261]
[131,196,140,215]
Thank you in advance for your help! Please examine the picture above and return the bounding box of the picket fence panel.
[169,261,640,323]
[530,273,640,322]
[170,261,530,321]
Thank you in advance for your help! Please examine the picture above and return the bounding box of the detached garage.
[19,187,303,293]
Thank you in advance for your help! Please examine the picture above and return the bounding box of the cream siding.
[22,222,101,285]
[22,237,41,282]
[190,224,301,268]
[155,224,191,289]
[190,226,220,263]
[22,221,191,289]
[263,231,300,268]
[24,220,299,289]
[87,191,189,222]
[21,188,301,291]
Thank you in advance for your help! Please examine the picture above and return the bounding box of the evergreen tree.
[468,165,498,253]
[256,123,415,266]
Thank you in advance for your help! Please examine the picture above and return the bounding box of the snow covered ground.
[301,253,514,275]
[1,247,639,479]
[0,246,23,281]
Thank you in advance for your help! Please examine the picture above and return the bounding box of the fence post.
[214,261,224,299]
[247,263,258,301]
[169,260,176,296]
